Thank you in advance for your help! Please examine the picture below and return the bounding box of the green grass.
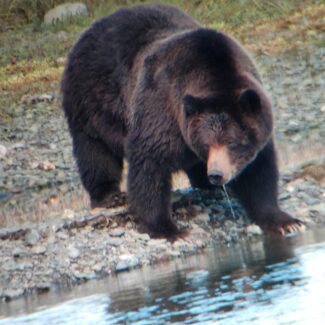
[0,0,309,65]
[0,0,323,119]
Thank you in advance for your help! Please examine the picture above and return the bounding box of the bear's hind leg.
[72,131,125,209]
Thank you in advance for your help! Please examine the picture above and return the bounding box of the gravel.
[0,45,324,302]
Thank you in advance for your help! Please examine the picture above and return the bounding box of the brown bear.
[61,4,303,237]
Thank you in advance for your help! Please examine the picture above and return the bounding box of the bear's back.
[62,4,199,128]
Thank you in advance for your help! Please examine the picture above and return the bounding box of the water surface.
[1,227,325,324]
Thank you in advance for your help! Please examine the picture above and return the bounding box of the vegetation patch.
[0,0,323,118]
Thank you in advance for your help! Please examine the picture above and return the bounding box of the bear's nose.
[208,170,224,186]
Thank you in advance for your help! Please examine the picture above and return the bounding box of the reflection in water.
[1,228,325,324]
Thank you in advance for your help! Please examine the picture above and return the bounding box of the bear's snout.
[207,145,234,185]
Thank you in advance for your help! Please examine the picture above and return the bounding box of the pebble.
[32,246,47,255]
[115,262,129,272]
[57,231,69,240]
[109,228,125,237]
[168,250,181,258]
[0,144,8,159]
[195,212,210,223]
[246,225,263,236]
[63,209,75,219]
[12,247,26,257]
[119,254,134,261]
[68,246,80,259]
[309,203,325,215]
[74,271,96,280]
[3,289,24,301]
[173,239,190,251]
[3,260,19,271]
[24,229,41,246]
[279,193,291,201]
[132,232,150,242]
[106,238,123,247]
[147,238,168,247]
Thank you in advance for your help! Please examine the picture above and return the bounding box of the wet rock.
[24,229,40,246]
[119,254,139,268]
[186,270,209,284]
[246,225,263,236]
[74,271,96,280]
[115,262,129,273]
[3,289,24,301]
[36,284,51,294]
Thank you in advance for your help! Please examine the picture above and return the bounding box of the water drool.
[222,185,237,222]
[222,185,246,270]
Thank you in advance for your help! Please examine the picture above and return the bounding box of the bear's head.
[182,85,273,186]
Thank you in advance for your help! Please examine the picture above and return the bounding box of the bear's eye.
[228,140,251,151]
[240,138,250,146]
[183,95,201,117]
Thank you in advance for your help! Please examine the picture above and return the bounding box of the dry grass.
[1,0,322,118]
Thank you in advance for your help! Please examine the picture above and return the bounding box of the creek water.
[1,227,325,324]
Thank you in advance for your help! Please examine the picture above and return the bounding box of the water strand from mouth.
[222,185,237,222]
[222,184,242,245]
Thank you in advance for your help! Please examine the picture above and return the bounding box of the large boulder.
[44,2,88,25]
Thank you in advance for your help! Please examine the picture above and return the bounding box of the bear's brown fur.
[61,4,303,237]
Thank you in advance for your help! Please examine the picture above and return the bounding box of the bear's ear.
[183,95,202,117]
[239,89,261,113]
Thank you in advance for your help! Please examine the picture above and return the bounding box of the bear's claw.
[257,211,305,236]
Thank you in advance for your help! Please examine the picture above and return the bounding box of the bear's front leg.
[229,139,304,235]
[127,149,180,238]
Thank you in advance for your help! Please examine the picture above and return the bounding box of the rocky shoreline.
[1,167,325,302]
